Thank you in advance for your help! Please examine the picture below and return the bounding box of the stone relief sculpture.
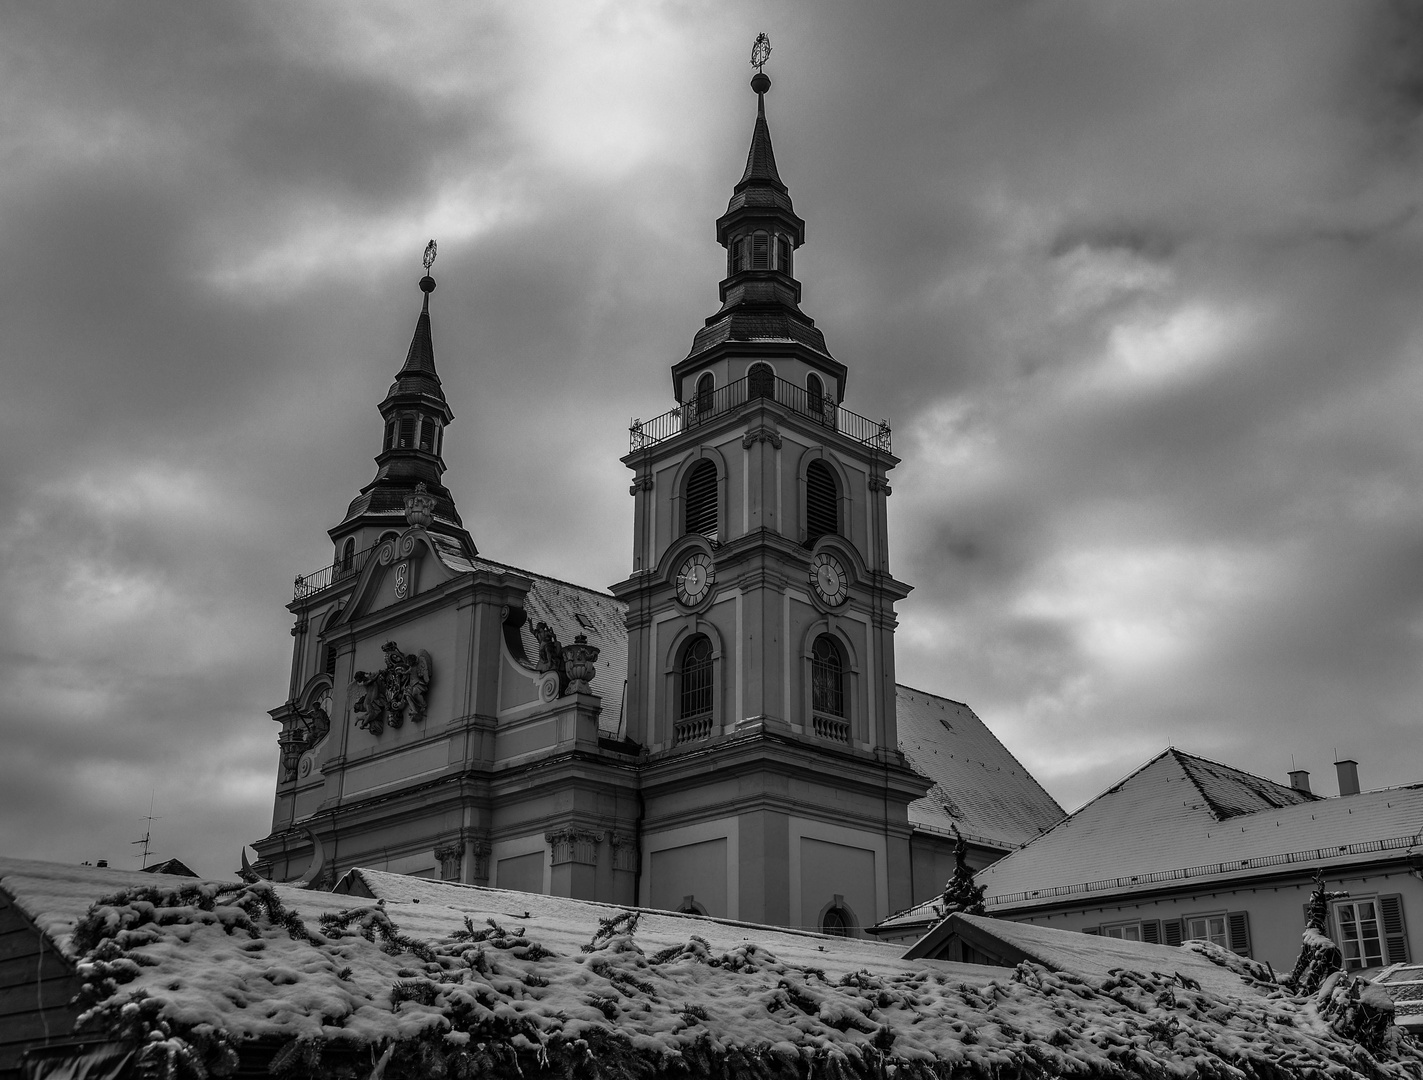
[353,640,432,735]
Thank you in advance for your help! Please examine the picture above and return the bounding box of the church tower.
[611,57,928,932]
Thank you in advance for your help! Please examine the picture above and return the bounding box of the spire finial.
[750,33,771,97]
[419,239,437,309]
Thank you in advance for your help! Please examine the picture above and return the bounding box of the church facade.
[252,65,1062,935]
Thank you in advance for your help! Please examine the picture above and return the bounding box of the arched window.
[339,538,355,573]
[811,635,844,718]
[384,421,397,451]
[806,461,839,544]
[748,362,775,400]
[684,460,718,541]
[777,234,792,275]
[433,424,443,456]
[806,374,825,423]
[398,416,416,448]
[822,907,851,937]
[679,635,714,720]
[695,373,715,422]
[752,232,770,269]
[418,416,435,452]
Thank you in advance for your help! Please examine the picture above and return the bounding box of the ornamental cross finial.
[750,33,771,73]
[423,239,437,272]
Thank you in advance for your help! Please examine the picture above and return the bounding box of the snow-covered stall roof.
[4,855,1418,1080]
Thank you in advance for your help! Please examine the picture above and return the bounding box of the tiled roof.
[897,686,1064,851]
[973,748,1423,911]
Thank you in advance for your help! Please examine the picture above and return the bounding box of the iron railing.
[985,830,1423,908]
[293,543,376,601]
[630,373,891,454]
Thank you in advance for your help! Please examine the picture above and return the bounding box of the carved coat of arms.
[352,641,431,735]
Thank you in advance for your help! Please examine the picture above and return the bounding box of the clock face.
[810,552,848,606]
[676,552,715,606]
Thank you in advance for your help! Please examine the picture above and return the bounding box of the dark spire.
[331,244,474,556]
[738,75,783,190]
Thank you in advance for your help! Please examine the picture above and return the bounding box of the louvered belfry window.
[398,417,416,448]
[752,233,770,268]
[679,635,713,718]
[777,234,791,274]
[806,461,838,544]
[811,635,844,717]
[418,417,435,452]
[685,461,718,540]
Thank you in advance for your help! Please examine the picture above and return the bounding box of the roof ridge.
[466,556,625,604]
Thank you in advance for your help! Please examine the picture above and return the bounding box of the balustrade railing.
[812,715,851,744]
[293,543,375,601]
[673,715,715,745]
[630,374,891,453]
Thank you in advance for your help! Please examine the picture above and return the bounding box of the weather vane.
[750,33,771,73]
[423,239,437,273]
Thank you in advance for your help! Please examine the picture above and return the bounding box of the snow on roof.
[909,914,1266,999]
[974,749,1423,911]
[896,687,1063,850]
[5,856,1416,1080]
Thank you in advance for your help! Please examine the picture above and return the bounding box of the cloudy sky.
[2,1,1421,875]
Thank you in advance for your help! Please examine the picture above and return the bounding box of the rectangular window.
[1186,915,1229,947]
[1103,922,1142,941]
[1337,900,1386,970]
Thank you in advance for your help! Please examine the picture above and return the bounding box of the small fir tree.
[938,825,986,917]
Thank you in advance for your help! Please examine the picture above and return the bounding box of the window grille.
[752,233,769,268]
[685,461,718,540]
[695,373,714,421]
[748,362,775,400]
[679,636,713,719]
[806,461,838,543]
[807,374,825,421]
[812,635,844,717]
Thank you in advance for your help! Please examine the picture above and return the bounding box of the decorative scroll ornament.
[352,641,431,735]
[434,842,463,882]
[404,482,436,527]
[742,426,782,450]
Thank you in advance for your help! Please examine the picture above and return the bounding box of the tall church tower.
[611,60,928,932]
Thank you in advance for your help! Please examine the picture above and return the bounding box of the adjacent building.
[872,748,1422,975]
[250,65,1062,932]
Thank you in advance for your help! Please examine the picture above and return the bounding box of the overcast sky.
[2,1,1421,876]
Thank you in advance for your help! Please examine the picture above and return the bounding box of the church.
[251,58,1062,936]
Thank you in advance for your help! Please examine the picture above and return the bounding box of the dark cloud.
[1,1,1421,867]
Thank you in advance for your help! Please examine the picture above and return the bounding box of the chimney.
[1288,769,1312,794]
[96,859,108,868]
[1336,759,1360,797]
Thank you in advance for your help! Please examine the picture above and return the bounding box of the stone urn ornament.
[561,633,600,694]
[405,482,436,527]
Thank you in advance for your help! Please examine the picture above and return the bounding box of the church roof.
[2,856,1402,1080]
[896,687,1064,851]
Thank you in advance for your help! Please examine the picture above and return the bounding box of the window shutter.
[323,644,337,677]
[805,462,839,544]
[1140,920,1162,945]
[1227,911,1252,957]
[1081,927,1101,936]
[1379,894,1411,965]
[685,461,719,540]
[1162,919,1183,947]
